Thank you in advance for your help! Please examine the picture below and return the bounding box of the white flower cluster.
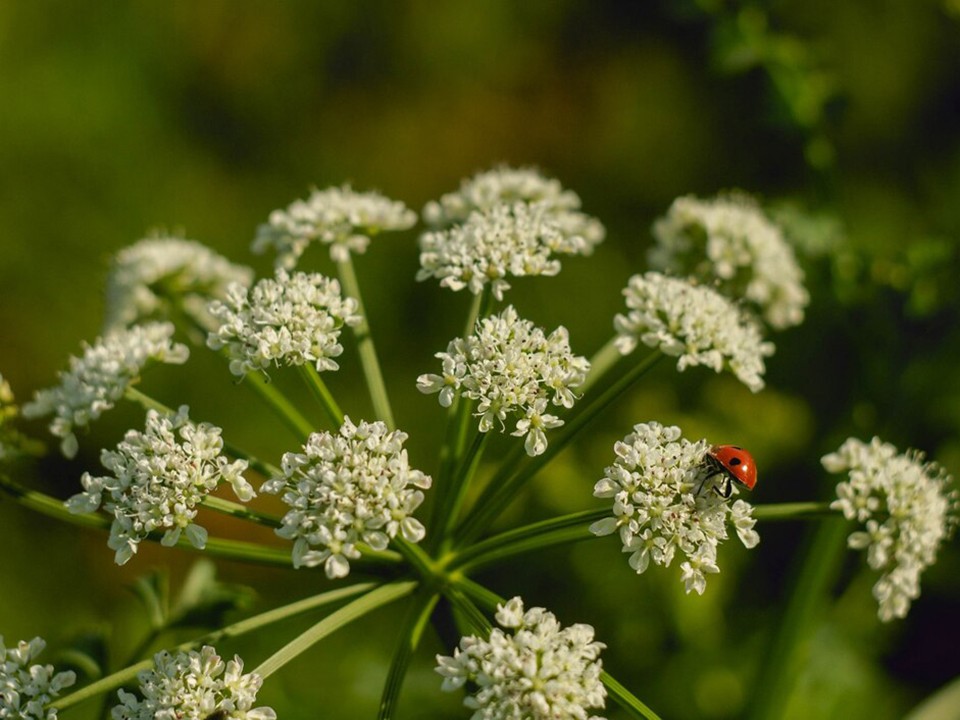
[112,646,275,720]
[0,636,76,720]
[253,185,417,267]
[590,422,760,595]
[261,417,432,578]
[103,236,254,332]
[648,193,808,330]
[417,306,589,456]
[66,406,253,566]
[423,166,604,248]
[206,269,361,378]
[436,596,607,720]
[418,167,605,300]
[22,323,190,458]
[614,272,774,392]
[823,437,958,621]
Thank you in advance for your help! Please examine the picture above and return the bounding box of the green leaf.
[378,589,440,720]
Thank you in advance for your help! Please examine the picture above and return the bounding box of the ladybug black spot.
[729,458,742,466]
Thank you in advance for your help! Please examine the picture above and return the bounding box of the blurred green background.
[2,1,960,718]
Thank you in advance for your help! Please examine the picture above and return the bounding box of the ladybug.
[702,444,757,498]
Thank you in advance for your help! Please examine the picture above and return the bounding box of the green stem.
[378,589,441,720]
[201,495,282,529]
[580,335,624,396]
[392,536,437,580]
[50,582,379,711]
[241,372,315,441]
[462,286,493,339]
[602,670,664,720]
[752,501,837,521]
[253,580,417,679]
[450,509,606,572]
[299,364,344,428]
[124,385,175,415]
[746,516,851,720]
[336,255,395,429]
[457,350,662,544]
[429,287,494,539]
[0,473,291,567]
[440,431,490,542]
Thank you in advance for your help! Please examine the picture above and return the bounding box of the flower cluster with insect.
[2,165,956,720]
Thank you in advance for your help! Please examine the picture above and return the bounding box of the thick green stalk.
[253,580,417,678]
[440,431,490,542]
[746,516,851,720]
[50,582,378,711]
[456,350,662,544]
[378,589,441,719]
[450,508,606,572]
[580,335,623,396]
[241,372,315,441]
[201,495,282,529]
[336,255,395,429]
[429,394,475,548]
[298,364,344,428]
[752,501,836,521]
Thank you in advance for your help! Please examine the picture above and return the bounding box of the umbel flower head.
[0,636,76,720]
[261,417,432,578]
[66,406,253,566]
[253,185,417,267]
[648,193,809,330]
[111,645,275,720]
[436,596,607,720]
[422,165,605,255]
[103,235,254,332]
[823,436,958,621]
[614,272,775,393]
[22,323,190,458]
[590,422,760,595]
[417,306,589,456]
[206,269,361,378]
[417,203,564,300]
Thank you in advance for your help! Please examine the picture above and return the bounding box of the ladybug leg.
[717,475,733,499]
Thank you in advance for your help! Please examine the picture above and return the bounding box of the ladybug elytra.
[702,444,757,498]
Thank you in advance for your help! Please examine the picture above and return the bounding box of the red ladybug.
[703,445,757,498]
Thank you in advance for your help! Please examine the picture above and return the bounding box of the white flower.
[253,185,416,267]
[417,306,589,456]
[66,406,252,566]
[261,417,432,578]
[417,203,563,300]
[590,422,760,594]
[22,323,190,458]
[103,236,254,332]
[0,636,76,720]
[418,167,604,299]
[206,269,361,378]
[648,193,809,330]
[423,165,605,255]
[823,437,958,621]
[613,272,775,392]
[436,596,607,720]
[111,646,275,720]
